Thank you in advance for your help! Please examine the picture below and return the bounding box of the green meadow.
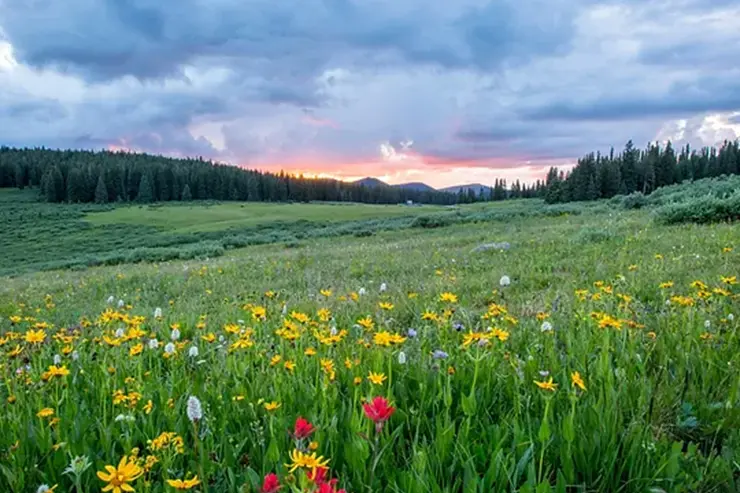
[1,186,739,492]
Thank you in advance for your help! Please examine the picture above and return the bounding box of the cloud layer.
[1,0,739,187]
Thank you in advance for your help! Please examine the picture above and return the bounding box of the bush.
[621,192,647,209]
[655,192,740,224]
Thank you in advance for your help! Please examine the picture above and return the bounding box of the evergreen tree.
[181,184,192,201]
[137,173,154,203]
[95,174,109,204]
[66,168,85,203]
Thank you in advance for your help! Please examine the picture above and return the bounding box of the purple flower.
[432,350,448,360]
[407,328,418,338]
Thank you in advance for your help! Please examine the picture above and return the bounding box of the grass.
[1,203,739,492]
[85,202,447,233]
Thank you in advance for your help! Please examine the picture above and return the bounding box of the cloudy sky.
[1,0,739,188]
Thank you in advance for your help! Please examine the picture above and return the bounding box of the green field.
[1,192,739,492]
[85,202,446,233]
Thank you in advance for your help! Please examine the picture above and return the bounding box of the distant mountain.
[440,183,492,195]
[353,177,490,196]
[353,177,390,188]
[395,182,436,192]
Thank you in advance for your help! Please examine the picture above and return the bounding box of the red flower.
[318,483,346,493]
[293,417,315,439]
[261,473,281,493]
[308,466,329,484]
[362,396,396,424]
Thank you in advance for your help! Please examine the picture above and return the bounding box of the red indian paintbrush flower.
[293,417,315,439]
[362,396,396,433]
[308,466,329,484]
[318,483,346,493]
[261,473,281,493]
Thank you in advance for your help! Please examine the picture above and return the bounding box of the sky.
[1,0,740,188]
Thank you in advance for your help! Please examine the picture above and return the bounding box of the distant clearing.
[85,201,445,232]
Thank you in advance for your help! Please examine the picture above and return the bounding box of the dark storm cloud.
[0,0,577,82]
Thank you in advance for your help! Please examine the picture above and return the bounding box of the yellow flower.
[439,292,458,303]
[7,395,16,404]
[317,308,331,322]
[344,358,353,369]
[407,291,418,299]
[201,333,216,343]
[264,401,281,412]
[378,302,394,311]
[353,376,362,385]
[534,377,557,392]
[421,311,439,321]
[285,449,330,475]
[143,400,153,414]
[304,347,317,356]
[721,276,737,285]
[265,290,277,299]
[167,476,201,490]
[37,408,55,418]
[251,306,267,321]
[722,246,732,253]
[628,264,638,271]
[309,441,319,451]
[97,455,143,493]
[270,354,282,366]
[357,317,375,331]
[654,254,663,260]
[129,343,143,356]
[447,366,455,375]
[571,371,586,391]
[7,345,23,358]
[24,329,46,344]
[659,281,674,289]
[284,360,296,372]
[320,289,332,297]
[367,371,387,385]
[233,395,245,401]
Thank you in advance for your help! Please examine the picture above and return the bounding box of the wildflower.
[188,346,199,358]
[37,408,55,418]
[368,372,387,385]
[729,314,735,321]
[398,351,407,365]
[262,473,281,493]
[362,396,396,433]
[353,377,362,385]
[107,296,115,304]
[264,401,281,412]
[571,371,586,391]
[499,275,511,287]
[148,338,159,349]
[540,321,553,333]
[117,299,125,308]
[36,485,57,493]
[357,317,374,330]
[704,320,711,329]
[320,289,332,297]
[186,396,203,422]
[143,400,153,414]
[659,281,674,289]
[71,350,79,361]
[358,287,367,296]
[293,417,315,439]
[25,329,47,344]
[534,377,557,392]
[284,361,296,372]
[171,329,181,341]
[378,302,394,311]
[407,328,417,338]
[432,350,448,359]
[97,455,142,493]
[439,292,458,303]
[167,476,201,490]
[304,347,317,356]
[154,307,163,319]
[164,342,176,355]
[379,283,387,293]
[285,449,330,475]
[721,276,737,285]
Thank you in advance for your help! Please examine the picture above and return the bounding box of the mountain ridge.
[352,177,490,195]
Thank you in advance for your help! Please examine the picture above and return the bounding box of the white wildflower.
[729,313,735,321]
[398,351,407,365]
[187,395,203,422]
[499,275,511,287]
[115,414,135,423]
[281,304,288,316]
[71,351,79,361]
[188,346,199,358]
[379,283,387,293]
[37,485,53,493]
[114,328,125,338]
[171,329,181,341]
[540,321,553,333]
[704,320,711,329]
[358,287,367,296]
[53,354,62,365]
[164,342,175,354]
[330,326,338,336]
[148,338,159,349]
[154,307,163,319]
[117,299,125,308]
[106,295,114,304]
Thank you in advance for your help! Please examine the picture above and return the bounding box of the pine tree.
[137,174,154,203]
[66,168,85,203]
[95,174,109,204]
[181,184,192,201]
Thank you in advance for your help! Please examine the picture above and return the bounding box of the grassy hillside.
[0,202,738,492]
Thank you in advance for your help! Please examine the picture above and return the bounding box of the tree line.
[544,140,740,203]
[0,147,544,205]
